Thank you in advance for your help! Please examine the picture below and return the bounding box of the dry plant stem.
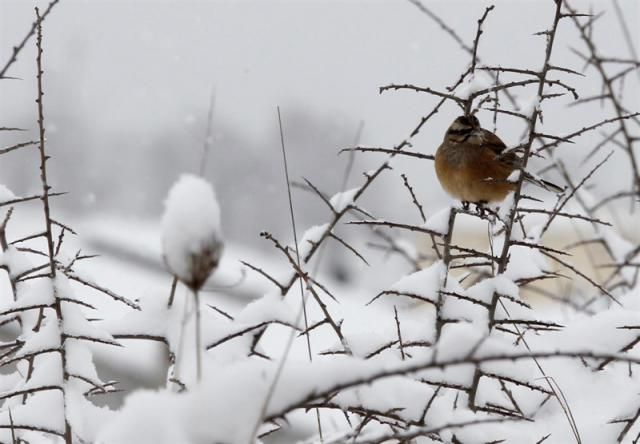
[174,293,190,388]
[303,119,373,437]
[340,146,433,161]
[401,173,441,259]
[566,1,640,194]
[400,173,426,223]
[352,418,515,444]
[464,3,583,442]
[438,208,458,340]
[493,0,563,311]
[540,151,613,237]
[248,83,459,355]
[0,192,67,209]
[194,289,202,382]
[380,78,578,109]
[611,0,640,83]
[0,0,60,79]
[406,0,519,109]
[0,424,63,439]
[249,107,322,444]
[616,405,640,443]
[266,349,640,424]
[270,71,470,298]
[206,320,299,350]
[261,232,348,349]
[251,6,588,439]
[469,6,495,74]
[168,276,178,307]
[347,220,440,238]
[277,107,314,363]
[554,162,629,291]
[0,208,18,300]
[340,120,365,191]
[535,113,640,154]
[199,88,216,176]
[8,409,16,444]
[64,270,140,309]
[498,302,581,440]
[0,140,38,156]
[34,8,72,443]
[393,306,406,360]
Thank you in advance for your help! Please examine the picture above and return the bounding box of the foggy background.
[0,0,638,250]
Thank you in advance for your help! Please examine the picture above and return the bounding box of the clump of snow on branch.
[454,73,492,100]
[297,223,330,259]
[424,206,452,235]
[161,174,224,291]
[329,187,359,213]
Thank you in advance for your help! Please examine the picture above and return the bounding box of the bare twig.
[0,0,61,79]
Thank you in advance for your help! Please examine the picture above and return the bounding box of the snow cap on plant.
[161,174,223,291]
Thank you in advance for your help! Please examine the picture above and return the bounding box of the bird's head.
[445,115,480,143]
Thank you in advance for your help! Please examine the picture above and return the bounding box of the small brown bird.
[435,115,561,210]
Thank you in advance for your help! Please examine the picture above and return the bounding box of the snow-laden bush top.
[161,174,223,291]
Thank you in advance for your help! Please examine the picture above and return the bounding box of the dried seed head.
[161,174,223,291]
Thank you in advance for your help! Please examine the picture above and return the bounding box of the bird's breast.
[435,142,515,203]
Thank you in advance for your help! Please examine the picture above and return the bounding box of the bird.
[434,115,562,212]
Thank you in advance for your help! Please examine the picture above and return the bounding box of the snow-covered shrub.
[2,2,639,444]
[0,9,138,443]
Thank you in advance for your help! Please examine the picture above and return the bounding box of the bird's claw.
[474,201,488,217]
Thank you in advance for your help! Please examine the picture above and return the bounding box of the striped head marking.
[446,115,481,143]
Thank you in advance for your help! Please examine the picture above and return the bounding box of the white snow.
[297,223,330,259]
[329,187,359,213]
[1,2,639,441]
[0,184,15,202]
[0,246,35,280]
[386,260,446,304]
[506,169,521,183]
[161,174,223,289]
[19,316,62,356]
[234,292,298,327]
[424,206,453,235]
[99,292,171,338]
[454,73,493,100]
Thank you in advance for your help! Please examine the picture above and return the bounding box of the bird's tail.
[523,172,565,193]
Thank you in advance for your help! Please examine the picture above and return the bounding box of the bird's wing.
[479,128,507,153]
[480,128,521,168]
[523,172,565,192]
[479,129,564,192]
